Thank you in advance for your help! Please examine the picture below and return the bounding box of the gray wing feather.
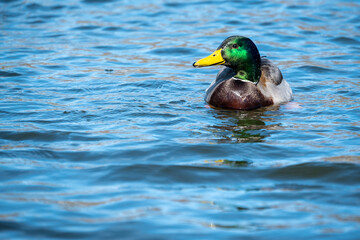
[216,66,236,82]
[260,58,283,85]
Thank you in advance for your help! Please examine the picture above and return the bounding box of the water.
[1,0,360,239]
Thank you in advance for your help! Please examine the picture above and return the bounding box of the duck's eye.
[232,44,239,49]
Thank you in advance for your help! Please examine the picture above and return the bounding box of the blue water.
[1,0,360,239]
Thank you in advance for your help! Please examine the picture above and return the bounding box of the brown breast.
[206,78,273,110]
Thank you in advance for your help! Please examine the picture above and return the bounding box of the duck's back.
[257,58,293,105]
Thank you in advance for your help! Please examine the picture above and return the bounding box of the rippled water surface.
[1,0,360,239]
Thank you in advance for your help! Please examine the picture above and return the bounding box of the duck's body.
[193,36,293,110]
[205,58,292,110]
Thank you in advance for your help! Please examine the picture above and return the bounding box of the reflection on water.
[1,0,360,239]
[209,108,274,143]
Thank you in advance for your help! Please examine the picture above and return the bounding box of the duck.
[193,36,292,110]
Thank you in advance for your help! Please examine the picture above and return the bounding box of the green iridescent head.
[193,36,262,83]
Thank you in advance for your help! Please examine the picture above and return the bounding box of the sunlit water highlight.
[1,0,360,239]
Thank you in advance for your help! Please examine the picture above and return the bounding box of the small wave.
[0,71,22,77]
[330,37,360,45]
[72,25,100,31]
[92,162,360,186]
[82,0,116,3]
[149,47,196,56]
[297,65,335,73]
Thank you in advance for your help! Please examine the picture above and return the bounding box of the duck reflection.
[208,105,281,143]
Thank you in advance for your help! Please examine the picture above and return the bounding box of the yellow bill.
[193,49,225,67]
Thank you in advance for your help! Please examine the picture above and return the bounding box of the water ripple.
[1,0,360,239]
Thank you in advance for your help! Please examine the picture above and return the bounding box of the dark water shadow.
[207,105,280,144]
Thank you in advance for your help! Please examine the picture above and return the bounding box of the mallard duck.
[193,36,292,110]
